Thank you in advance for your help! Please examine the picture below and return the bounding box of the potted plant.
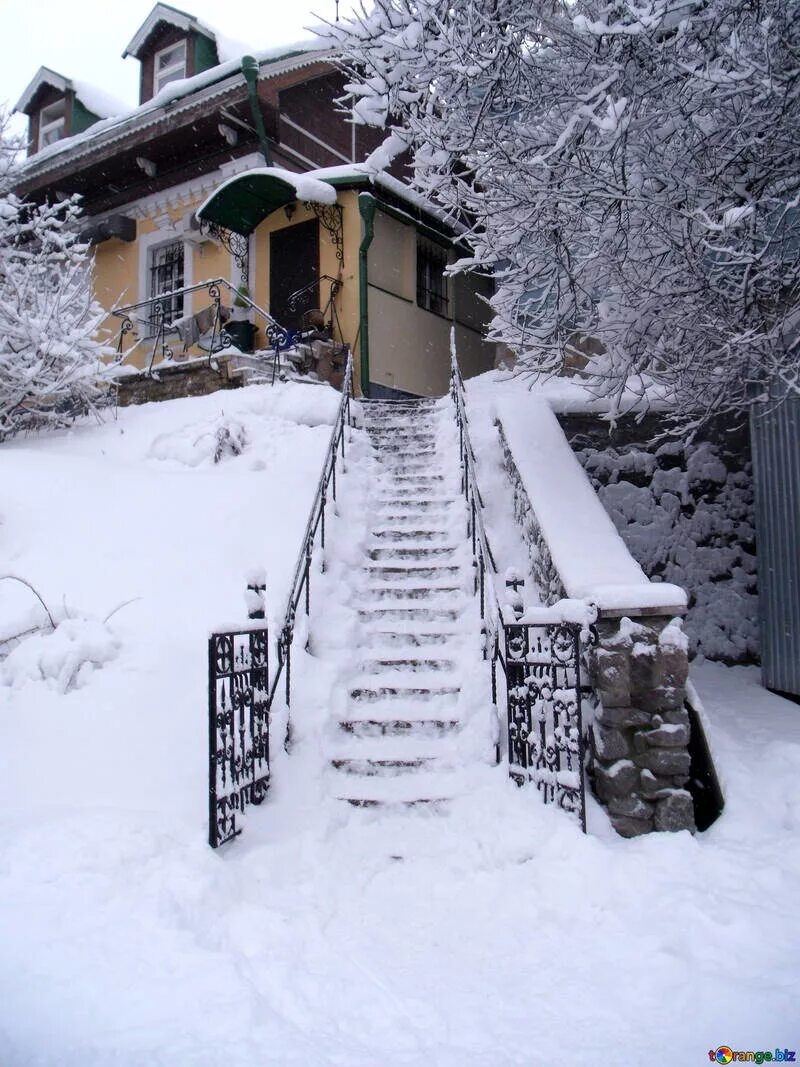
[225,283,256,353]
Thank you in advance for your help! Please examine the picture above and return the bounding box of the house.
[12,3,496,399]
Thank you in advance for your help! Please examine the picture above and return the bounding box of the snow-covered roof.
[15,41,334,180]
[14,66,127,118]
[124,3,215,59]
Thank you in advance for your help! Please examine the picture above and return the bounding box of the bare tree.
[329,0,800,428]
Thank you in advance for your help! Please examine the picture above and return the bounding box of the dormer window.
[39,99,66,149]
[154,39,187,94]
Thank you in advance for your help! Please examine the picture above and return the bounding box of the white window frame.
[39,100,66,150]
[138,229,193,334]
[154,39,187,94]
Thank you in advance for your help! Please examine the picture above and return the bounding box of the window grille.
[416,236,450,317]
[149,241,185,325]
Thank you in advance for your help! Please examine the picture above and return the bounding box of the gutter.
[241,56,272,166]
[358,192,376,398]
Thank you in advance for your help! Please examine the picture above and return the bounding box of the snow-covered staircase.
[327,396,485,809]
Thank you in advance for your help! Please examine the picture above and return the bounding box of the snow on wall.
[563,416,758,664]
[494,395,687,613]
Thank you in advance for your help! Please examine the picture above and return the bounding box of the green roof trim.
[197,172,301,235]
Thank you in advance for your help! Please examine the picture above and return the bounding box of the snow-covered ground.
[1,383,798,1065]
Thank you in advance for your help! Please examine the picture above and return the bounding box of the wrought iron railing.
[208,350,353,848]
[112,278,289,380]
[449,341,587,831]
[270,349,354,715]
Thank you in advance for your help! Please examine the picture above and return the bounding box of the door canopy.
[196,167,339,237]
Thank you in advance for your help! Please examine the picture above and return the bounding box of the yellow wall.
[90,183,493,389]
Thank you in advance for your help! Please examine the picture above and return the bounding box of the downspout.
[358,192,376,398]
[241,55,272,165]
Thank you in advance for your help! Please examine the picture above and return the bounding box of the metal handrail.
[449,342,509,663]
[112,278,290,380]
[269,350,354,712]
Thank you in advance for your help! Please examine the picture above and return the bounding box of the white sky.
[1,0,345,135]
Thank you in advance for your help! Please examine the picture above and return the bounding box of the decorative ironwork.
[209,628,271,848]
[450,344,587,831]
[505,622,586,830]
[304,202,344,264]
[199,220,250,284]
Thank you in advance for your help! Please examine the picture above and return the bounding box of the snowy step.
[359,631,454,649]
[358,585,462,600]
[377,487,453,500]
[358,657,457,673]
[338,717,461,739]
[365,565,460,580]
[368,529,451,542]
[367,546,458,560]
[358,607,463,623]
[349,684,461,702]
[387,474,445,484]
[334,770,461,806]
[330,756,438,776]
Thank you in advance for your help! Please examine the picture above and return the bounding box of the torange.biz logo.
[709,1049,796,1065]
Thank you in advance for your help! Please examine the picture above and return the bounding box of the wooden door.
[269,219,319,333]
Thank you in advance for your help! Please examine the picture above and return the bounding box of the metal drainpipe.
[358,192,376,398]
[241,55,272,165]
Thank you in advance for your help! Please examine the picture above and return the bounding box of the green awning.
[196,172,301,236]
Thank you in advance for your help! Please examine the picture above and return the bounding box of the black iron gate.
[504,621,587,832]
[208,628,271,848]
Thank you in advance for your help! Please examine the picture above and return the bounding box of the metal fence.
[751,396,800,697]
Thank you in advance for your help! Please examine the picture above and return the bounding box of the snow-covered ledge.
[495,396,695,837]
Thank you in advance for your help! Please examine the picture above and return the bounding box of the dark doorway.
[269,219,319,333]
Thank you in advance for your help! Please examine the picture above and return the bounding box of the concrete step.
[334,770,460,806]
[358,585,462,601]
[331,756,437,776]
[367,546,458,560]
[358,657,457,673]
[358,607,463,623]
[338,717,461,738]
[365,565,460,580]
[359,631,455,649]
[349,684,461,702]
[368,529,451,542]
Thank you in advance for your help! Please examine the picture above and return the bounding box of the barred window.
[416,236,449,317]
[149,240,184,324]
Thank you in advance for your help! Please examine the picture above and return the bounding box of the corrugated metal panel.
[751,397,800,696]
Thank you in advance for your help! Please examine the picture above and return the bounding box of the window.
[149,241,185,324]
[39,99,66,150]
[154,39,187,94]
[416,236,449,316]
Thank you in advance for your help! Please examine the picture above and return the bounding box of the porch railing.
[449,340,588,831]
[112,278,290,381]
[271,350,353,718]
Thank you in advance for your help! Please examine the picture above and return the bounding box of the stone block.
[596,705,652,729]
[635,748,691,777]
[592,648,630,707]
[661,707,691,729]
[655,791,696,833]
[608,796,654,820]
[594,759,639,801]
[610,813,653,838]
[630,643,658,694]
[654,647,689,689]
[591,723,630,761]
[643,723,690,748]
[636,685,685,713]
[640,770,677,799]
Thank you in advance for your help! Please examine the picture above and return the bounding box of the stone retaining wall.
[589,615,695,836]
[114,356,243,407]
[496,415,695,836]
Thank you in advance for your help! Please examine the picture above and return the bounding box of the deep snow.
[0,382,798,1065]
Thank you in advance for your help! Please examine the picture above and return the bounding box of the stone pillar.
[588,615,696,837]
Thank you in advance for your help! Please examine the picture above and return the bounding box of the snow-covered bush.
[0,193,113,441]
[329,0,800,429]
[148,414,249,467]
[1,617,120,693]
